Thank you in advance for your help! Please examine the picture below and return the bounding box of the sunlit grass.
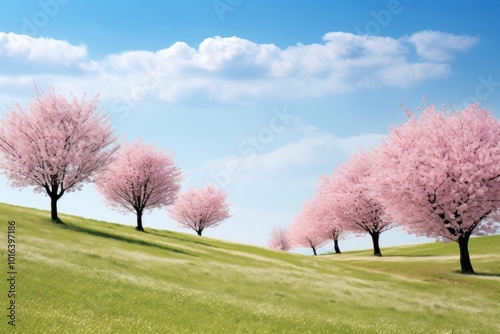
[0,202,498,333]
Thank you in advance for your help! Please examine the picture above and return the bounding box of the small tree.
[288,202,328,256]
[321,150,393,256]
[268,226,291,251]
[307,189,346,254]
[374,102,500,274]
[0,87,118,221]
[327,226,344,254]
[96,140,183,232]
[168,184,231,236]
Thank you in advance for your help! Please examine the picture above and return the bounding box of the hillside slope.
[0,203,499,333]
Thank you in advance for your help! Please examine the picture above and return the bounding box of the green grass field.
[0,202,499,333]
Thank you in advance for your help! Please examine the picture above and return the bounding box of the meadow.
[0,202,498,333]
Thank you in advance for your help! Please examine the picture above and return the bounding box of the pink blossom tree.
[288,201,329,256]
[167,184,231,236]
[321,150,393,256]
[308,190,346,254]
[0,88,118,221]
[374,102,500,274]
[96,140,183,232]
[268,226,291,251]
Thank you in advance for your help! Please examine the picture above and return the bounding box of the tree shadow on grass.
[56,219,196,257]
[475,272,500,277]
[148,231,215,248]
[452,270,500,277]
[383,255,436,258]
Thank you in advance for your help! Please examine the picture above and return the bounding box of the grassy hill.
[0,202,499,333]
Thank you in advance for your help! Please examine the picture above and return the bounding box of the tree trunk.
[196,229,203,236]
[334,239,341,254]
[47,180,63,222]
[311,246,317,256]
[458,234,475,274]
[136,210,144,232]
[370,232,382,257]
[50,195,59,221]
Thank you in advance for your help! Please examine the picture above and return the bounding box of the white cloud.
[407,30,479,62]
[202,124,385,179]
[243,132,385,172]
[196,36,280,71]
[0,32,87,65]
[0,30,479,102]
[376,62,451,87]
[81,31,476,102]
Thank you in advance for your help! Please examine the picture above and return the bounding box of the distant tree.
[326,225,344,255]
[0,87,118,221]
[288,202,329,256]
[168,184,231,236]
[321,150,393,256]
[307,189,346,254]
[96,140,182,232]
[268,226,291,251]
[374,102,500,274]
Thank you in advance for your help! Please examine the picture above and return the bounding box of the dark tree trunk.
[50,195,58,221]
[458,233,475,274]
[47,181,63,222]
[136,210,144,232]
[370,232,382,257]
[334,239,341,254]
[311,246,317,256]
[196,229,203,236]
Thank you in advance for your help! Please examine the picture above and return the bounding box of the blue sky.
[1,0,499,254]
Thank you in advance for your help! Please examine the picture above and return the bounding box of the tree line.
[1,87,498,275]
[269,101,500,275]
[0,88,231,236]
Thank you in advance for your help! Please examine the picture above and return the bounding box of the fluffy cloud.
[0,33,87,65]
[375,62,451,87]
[0,30,479,102]
[202,126,385,184]
[244,132,385,172]
[407,30,479,62]
[88,30,479,102]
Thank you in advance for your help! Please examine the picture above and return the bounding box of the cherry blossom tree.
[0,87,118,221]
[288,201,329,256]
[308,190,346,254]
[268,226,291,251]
[167,184,231,236]
[326,224,344,254]
[96,140,183,232]
[321,150,393,256]
[374,102,500,274]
